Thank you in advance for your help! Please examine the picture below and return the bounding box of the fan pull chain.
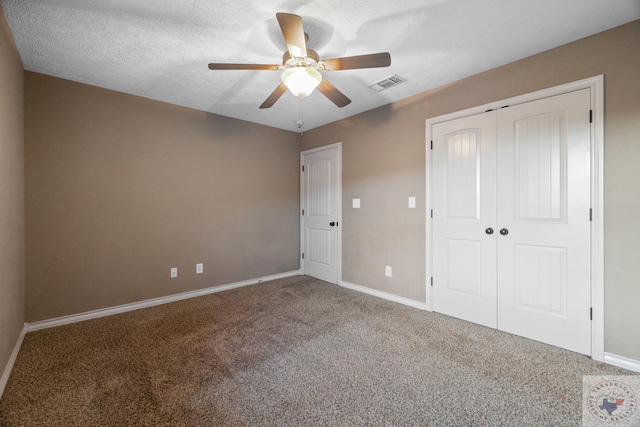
[296,97,304,136]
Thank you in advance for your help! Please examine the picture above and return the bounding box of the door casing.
[426,76,604,361]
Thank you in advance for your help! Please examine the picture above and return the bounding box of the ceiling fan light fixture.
[281,67,322,98]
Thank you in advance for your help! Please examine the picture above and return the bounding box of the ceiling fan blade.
[259,83,288,109]
[317,78,351,108]
[208,63,281,71]
[276,12,307,59]
[320,52,391,71]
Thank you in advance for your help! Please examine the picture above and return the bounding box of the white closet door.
[496,89,592,355]
[432,112,498,328]
[431,89,592,355]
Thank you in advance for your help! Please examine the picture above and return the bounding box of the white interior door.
[496,89,591,355]
[431,89,592,355]
[301,146,339,284]
[432,112,498,328]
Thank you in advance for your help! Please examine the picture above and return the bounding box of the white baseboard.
[340,280,429,311]
[0,323,27,399]
[27,270,302,332]
[604,352,640,373]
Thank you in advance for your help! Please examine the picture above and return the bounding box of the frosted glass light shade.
[281,67,322,98]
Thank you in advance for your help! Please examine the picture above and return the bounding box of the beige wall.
[25,73,301,321]
[301,20,640,360]
[0,6,25,378]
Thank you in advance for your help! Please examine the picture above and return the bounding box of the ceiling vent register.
[369,74,407,91]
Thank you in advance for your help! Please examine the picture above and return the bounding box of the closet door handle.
[500,228,509,236]
[485,227,494,235]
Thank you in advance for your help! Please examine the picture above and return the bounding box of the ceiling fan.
[208,12,391,109]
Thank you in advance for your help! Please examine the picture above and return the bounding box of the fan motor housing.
[282,49,320,69]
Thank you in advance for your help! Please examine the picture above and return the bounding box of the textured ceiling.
[2,0,639,133]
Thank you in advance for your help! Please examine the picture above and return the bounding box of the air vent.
[369,74,407,92]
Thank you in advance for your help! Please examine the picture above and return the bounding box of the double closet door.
[431,89,592,355]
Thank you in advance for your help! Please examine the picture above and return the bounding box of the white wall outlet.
[170,267,178,278]
[196,263,204,274]
[385,266,392,277]
[408,196,416,208]
[353,198,361,208]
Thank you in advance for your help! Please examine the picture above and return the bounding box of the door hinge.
[301,253,304,259]
[430,277,433,287]
[589,208,592,221]
[589,110,593,123]
[430,140,433,150]
[302,165,305,172]
[302,209,304,216]
[430,209,433,218]
[590,307,593,320]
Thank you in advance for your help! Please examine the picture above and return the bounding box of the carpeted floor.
[0,275,633,426]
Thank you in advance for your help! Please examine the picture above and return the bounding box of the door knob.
[485,227,494,235]
[500,228,509,235]
[330,222,336,227]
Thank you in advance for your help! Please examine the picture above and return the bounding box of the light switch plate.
[385,266,392,277]
[196,263,204,274]
[352,198,361,208]
[408,196,416,208]
[170,267,178,278]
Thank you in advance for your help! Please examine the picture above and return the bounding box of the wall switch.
[408,196,416,208]
[353,198,361,208]
[385,266,392,277]
[170,267,178,278]
[196,263,204,274]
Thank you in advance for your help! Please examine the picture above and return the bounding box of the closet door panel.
[496,89,592,355]
[432,112,498,328]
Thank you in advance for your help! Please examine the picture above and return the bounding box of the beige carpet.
[0,275,633,426]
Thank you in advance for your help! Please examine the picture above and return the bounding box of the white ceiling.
[2,0,639,133]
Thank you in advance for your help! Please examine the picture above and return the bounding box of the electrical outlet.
[352,198,361,208]
[385,266,392,277]
[170,267,178,278]
[196,263,204,274]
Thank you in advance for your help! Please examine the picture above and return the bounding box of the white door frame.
[425,76,605,361]
[300,142,342,283]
